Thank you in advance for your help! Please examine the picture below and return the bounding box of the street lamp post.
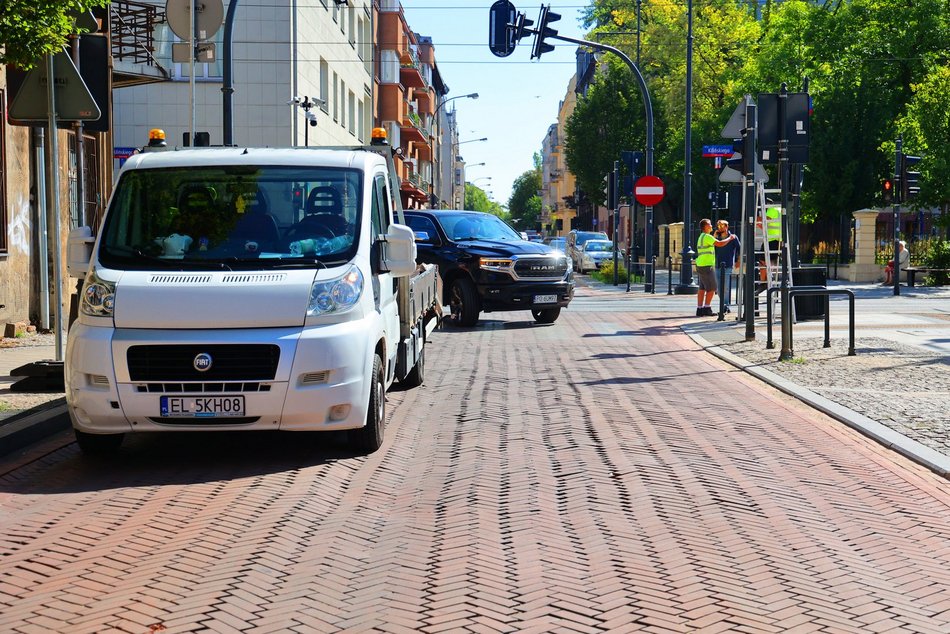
[453,138,488,209]
[434,92,479,207]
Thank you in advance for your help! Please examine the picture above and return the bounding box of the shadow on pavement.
[0,430,358,495]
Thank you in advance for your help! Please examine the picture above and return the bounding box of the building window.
[348,6,356,46]
[319,58,329,112]
[348,90,356,135]
[340,80,347,129]
[332,72,339,122]
[0,89,6,254]
[358,98,365,143]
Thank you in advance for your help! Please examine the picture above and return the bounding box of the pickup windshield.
[440,212,522,242]
[99,166,362,270]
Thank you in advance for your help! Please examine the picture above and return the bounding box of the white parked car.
[579,239,622,273]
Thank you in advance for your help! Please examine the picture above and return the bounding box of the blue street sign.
[114,146,138,160]
[702,144,734,158]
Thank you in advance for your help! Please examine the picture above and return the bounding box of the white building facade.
[113,0,373,152]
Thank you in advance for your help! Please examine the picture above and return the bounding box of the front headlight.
[81,269,116,317]
[480,257,513,273]
[308,265,364,316]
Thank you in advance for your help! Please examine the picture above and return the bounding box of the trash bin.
[792,266,826,320]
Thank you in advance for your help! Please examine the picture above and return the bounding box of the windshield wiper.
[104,246,181,267]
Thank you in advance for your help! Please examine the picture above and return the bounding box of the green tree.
[564,60,648,208]
[507,156,543,230]
[897,63,950,213]
[0,1,108,69]
[464,184,506,217]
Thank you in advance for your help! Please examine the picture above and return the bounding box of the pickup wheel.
[402,346,425,388]
[74,429,124,455]
[449,278,480,327]
[531,307,561,324]
[350,354,385,454]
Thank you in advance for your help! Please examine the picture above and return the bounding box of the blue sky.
[401,1,589,205]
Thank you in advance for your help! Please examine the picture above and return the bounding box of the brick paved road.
[2,298,950,633]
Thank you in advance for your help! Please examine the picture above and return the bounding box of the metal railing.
[111,0,166,70]
[766,286,856,356]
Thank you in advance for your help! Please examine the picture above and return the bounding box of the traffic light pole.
[894,137,902,297]
[549,33,655,290]
[778,84,794,361]
[676,0,697,295]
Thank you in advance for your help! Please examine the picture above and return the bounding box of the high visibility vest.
[755,206,783,242]
[696,232,716,267]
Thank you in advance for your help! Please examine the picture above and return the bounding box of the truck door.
[372,172,400,375]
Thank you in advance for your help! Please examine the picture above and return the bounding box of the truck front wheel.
[531,307,561,324]
[75,429,124,455]
[449,278,480,327]
[350,354,385,454]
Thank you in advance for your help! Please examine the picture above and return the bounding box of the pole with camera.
[288,96,324,146]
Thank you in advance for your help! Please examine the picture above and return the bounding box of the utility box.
[792,266,827,320]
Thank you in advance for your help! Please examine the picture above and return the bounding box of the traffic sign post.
[634,175,664,206]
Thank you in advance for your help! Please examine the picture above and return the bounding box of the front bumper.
[65,320,376,435]
[477,280,574,312]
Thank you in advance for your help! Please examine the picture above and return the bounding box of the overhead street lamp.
[434,92,479,119]
[433,93,479,208]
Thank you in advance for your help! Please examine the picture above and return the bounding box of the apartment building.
[539,76,578,237]
[374,0,448,210]
[113,0,374,151]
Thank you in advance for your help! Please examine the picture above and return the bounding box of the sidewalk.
[0,336,69,454]
[585,274,950,476]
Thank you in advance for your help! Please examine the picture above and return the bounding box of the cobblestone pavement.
[2,305,949,632]
[716,336,950,457]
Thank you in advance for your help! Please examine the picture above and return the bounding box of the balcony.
[400,108,430,145]
[111,0,170,87]
[400,49,426,89]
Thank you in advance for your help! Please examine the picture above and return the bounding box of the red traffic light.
[882,178,893,203]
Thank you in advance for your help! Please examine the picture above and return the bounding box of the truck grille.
[127,345,280,381]
[513,256,569,280]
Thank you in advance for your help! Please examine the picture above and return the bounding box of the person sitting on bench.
[884,240,909,285]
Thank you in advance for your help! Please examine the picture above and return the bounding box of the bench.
[904,267,950,287]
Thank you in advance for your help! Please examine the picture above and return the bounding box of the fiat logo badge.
[194,353,213,372]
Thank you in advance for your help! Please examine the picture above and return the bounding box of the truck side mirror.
[67,226,95,279]
[414,230,441,246]
[383,223,418,277]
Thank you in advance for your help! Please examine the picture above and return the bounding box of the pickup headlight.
[480,257,513,273]
[81,270,116,317]
[308,265,364,316]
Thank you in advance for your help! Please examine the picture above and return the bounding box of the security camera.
[306,111,318,127]
[287,96,303,105]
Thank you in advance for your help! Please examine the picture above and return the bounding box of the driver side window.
[372,174,391,239]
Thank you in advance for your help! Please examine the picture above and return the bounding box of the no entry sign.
[634,175,665,206]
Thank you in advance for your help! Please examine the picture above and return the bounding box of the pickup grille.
[127,345,280,381]
[513,256,569,280]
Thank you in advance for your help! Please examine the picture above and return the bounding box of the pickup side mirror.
[383,223,418,277]
[67,227,95,279]
[414,230,441,246]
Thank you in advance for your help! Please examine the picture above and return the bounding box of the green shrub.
[923,239,950,285]
[591,260,643,283]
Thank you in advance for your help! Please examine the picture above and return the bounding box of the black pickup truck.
[403,210,574,326]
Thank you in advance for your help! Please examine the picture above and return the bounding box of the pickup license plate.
[533,294,558,305]
[160,396,245,418]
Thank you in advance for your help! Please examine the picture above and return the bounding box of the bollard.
[667,256,673,295]
[717,261,727,321]
[651,255,657,294]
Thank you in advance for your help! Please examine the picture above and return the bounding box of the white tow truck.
[65,130,440,454]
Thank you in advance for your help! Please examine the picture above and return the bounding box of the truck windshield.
[99,166,362,269]
[442,212,522,242]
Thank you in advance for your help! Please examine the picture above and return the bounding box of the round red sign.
[634,175,665,206]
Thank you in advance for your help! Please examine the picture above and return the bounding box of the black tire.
[449,277,480,327]
[74,429,124,455]
[402,346,425,388]
[350,354,385,454]
[531,307,561,324]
